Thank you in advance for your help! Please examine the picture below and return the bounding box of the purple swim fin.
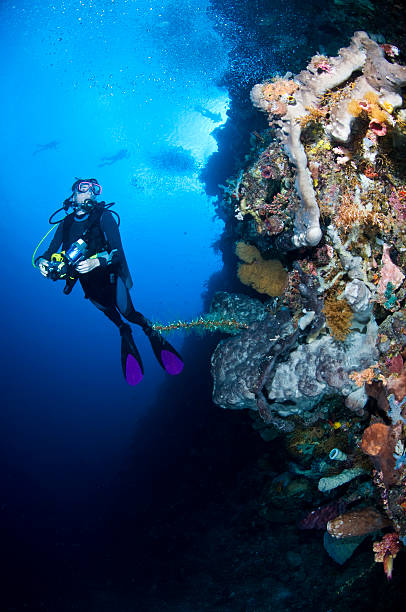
[120,325,144,385]
[145,328,184,375]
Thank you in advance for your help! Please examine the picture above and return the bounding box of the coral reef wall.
[210,31,406,578]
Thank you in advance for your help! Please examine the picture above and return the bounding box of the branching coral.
[334,190,387,235]
[334,191,364,233]
[349,364,379,387]
[323,294,353,341]
[298,105,329,129]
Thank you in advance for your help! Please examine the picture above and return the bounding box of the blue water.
[5,0,403,609]
[1,0,228,512]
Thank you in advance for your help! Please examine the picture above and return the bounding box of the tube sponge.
[318,467,365,492]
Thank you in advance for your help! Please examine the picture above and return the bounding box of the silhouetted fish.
[98,149,130,167]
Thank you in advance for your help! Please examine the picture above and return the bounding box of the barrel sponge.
[236,241,288,297]
[327,507,391,538]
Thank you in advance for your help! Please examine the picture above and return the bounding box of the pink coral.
[389,188,406,221]
[369,120,387,136]
[377,244,405,299]
[381,44,400,58]
[359,100,371,112]
[316,62,332,73]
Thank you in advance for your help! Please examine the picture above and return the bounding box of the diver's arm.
[100,211,133,288]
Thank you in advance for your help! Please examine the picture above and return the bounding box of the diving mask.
[75,180,102,195]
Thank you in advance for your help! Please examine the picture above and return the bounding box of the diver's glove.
[38,257,49,278]
[76,258,101,274]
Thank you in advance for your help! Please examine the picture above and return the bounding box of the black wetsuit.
[38,204,184,383]
[40,208,149,331]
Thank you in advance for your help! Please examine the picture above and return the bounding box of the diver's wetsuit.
[39,207,184,383]
[40,209,147,328]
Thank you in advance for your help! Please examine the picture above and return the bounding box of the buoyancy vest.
[62,207,109,256]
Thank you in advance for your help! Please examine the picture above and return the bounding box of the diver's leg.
[93,301,124,329]
[115,276,150,329]
[86,294,144,386]
[116,277,184,375]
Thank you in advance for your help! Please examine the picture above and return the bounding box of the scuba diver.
[35,178,184,385]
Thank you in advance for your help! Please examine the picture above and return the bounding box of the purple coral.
[299,500,347,530]
[389,188,406,221]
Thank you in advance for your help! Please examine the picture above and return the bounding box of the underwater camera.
[48,239,87,281]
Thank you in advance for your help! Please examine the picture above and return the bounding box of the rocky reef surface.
[210,31,406,579]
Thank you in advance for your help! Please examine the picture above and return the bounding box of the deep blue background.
[0,0,228,527]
